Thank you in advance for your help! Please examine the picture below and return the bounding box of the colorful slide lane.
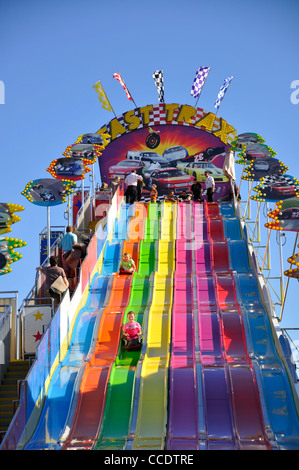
[130,201,175,450]
[19,203,139,449]
[234,272,299,449]
[4,196,299,450]
[59,203,147,450]
[189,201,270,449]
[201,201,299,449]
[93,203,159,450]
[64,199,299,450]
[167,202,198,450]
[21,237,121,450]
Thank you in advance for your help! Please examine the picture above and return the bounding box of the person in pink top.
[122,311,142,349]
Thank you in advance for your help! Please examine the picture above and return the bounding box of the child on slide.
[122,311,142,349]
[119,252,136,274]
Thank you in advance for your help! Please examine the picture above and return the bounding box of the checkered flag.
[191,66,210,98]
[260,174,297,187]
[214,76,234,110]
[153,70,164,103]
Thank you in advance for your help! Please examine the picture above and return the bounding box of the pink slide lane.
[167,202,198,450]
[195,202,237,449]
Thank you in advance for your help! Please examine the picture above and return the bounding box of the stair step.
[0,387,17,394]
[0,360,31,440]
[0,394,18,400]
[2,378,21,385]
[0,402,13,409]
[0,417,12,426]
[6,367,29,373]
[0,410,13,417]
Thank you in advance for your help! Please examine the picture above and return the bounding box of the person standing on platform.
[191,180,203,202]
[124,170,143,204]
[150,184,158,203]
[204,171,215,202]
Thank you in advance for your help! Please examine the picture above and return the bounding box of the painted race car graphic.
[279,208,299,219]
[162,145,188,164]
[270,182,296,195]
[146,168,194,193]
[177,161,228,182]
[108,159,144,179]
[253,159,270,171]
[54,161,84,176]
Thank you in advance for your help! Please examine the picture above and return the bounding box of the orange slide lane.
[61,203,146,450]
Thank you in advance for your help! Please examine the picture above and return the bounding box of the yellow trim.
[133,201,176,449]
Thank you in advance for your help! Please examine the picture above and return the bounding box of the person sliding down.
[122,311,142,350]
[119,252,136,274]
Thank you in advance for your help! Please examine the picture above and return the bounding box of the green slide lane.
[94,203,159,450]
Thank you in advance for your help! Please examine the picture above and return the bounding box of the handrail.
[0,304,11,329]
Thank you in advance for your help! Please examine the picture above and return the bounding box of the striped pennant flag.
[153,70,164,103]
[113,72,133,101]
[214,76,234,110]
[92,80,114,112]
[191,66,210,98]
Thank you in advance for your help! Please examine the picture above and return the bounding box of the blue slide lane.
[223,208,299,449]
[235,272,299,449]
[23,221,124,449]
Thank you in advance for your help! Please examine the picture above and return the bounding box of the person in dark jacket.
[191,180,203,202]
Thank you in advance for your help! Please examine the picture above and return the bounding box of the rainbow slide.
[2,198,299,450]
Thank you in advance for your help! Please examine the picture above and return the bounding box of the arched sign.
[251,174,299,203]
[0,203,24,235]
[63,143,103,162]
[265,198,299,232]
[242,157,289,182]
[22,178,75,207]
[231,132,265,151]
[236,143,276,164]
[96,103,237,201]
[0,237,27,275]
[47,157,91,181]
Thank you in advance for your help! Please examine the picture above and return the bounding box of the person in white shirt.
[204,171,215,202]
[124,170,143,204]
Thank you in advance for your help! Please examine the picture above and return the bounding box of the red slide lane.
[61,273,133,449]
[205,202,220,219]
[207,203,271,449]
[61,204,146,449]
[214,272,271,449]
[211,241,230,273]
[61,238,141,450]
[208,218,224,241]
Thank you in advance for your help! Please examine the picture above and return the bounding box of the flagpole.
[109,101,117,119]
[126,89,137,108]
[192,67,211,107]
[113,73,138,108]
[123,81,137,108]
[195,84,206,107]
[214,79,233,116]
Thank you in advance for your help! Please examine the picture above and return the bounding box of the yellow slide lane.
[132,201,176,450]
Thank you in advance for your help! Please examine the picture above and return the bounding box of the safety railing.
[0,182,124,449]
[0,304,12,384]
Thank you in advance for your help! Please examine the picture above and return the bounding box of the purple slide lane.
[195,202,237,449]
[205,202,271,449]
[167,202,198,450]
[215,272,271,449]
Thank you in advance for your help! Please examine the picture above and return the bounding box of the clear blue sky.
[0,0,299,346]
